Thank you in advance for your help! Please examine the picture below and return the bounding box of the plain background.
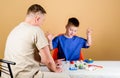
[0,0,120,60]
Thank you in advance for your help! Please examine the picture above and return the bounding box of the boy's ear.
[65,25,68,29]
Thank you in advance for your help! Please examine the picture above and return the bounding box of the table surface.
[40,61,120,78]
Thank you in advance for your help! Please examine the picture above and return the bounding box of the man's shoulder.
[22,22,43,32]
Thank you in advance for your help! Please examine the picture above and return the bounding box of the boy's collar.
[64,34,73,38]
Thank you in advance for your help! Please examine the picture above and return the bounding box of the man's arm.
[86,28,92,46]
[39,46,61,72]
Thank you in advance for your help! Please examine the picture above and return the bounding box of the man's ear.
[35,15,40,23]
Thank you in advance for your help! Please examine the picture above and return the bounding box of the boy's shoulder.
[53,34,62,38]
[74,35,83,38]
[74,36,86,40]
[55,34,64,38]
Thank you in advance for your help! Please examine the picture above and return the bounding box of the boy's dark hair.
[27,4,46,15]
[67,17,79,27]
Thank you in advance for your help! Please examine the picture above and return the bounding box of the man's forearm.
[40,46,57,72]
[46,60,57,72]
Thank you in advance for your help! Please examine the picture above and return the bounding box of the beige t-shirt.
[3,22,48,78]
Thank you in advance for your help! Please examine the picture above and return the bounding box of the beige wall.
[0,0,120,60]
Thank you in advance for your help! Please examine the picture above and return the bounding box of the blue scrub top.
[52,35,89,61]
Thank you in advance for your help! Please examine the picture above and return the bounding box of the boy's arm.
[86,28,92,46]
[46,33,54,50]
[49,40,53,50]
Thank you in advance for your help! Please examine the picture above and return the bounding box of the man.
[3,4,70,78]
[47,17,92,61]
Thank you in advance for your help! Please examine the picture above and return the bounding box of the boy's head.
[26,4,46,26]
[65,17,80,38]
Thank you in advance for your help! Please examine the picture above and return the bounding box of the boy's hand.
[46,32,54,42]
[87,28,92,35]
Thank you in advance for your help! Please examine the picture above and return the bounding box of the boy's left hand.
[87,28,92,35]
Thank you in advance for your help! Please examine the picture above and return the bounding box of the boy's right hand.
[46,32,54,42]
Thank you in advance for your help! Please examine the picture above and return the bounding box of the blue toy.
[84,58,94,63]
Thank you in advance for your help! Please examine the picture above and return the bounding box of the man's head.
[26,4,46,26]
[65,17,80,38]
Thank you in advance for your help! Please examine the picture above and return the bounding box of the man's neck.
[24,16,38,26]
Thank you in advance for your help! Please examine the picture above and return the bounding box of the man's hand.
[54,59,65,72]
[55,66,63,72]
[55,58,65,66]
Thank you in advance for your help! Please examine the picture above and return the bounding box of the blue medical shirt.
[52,35,89,61]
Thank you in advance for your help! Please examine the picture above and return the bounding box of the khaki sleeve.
[34,28,48,50]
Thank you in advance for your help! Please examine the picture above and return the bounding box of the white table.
[40,61,120,78]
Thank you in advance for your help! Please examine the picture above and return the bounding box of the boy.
[47,17,92,61]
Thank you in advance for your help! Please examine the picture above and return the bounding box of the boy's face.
[66,25,78,38]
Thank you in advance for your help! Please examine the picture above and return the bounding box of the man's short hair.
[27,4,46,15]
[67,17,80,27]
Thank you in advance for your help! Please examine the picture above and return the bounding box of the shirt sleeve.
[52,36,59,49]
[34,28,48,50]
[82,39,90,48]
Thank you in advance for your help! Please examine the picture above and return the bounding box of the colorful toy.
[66,59,103,71]
[84,58,94,63]
[75,60,88,69]
[69,61,77,70]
